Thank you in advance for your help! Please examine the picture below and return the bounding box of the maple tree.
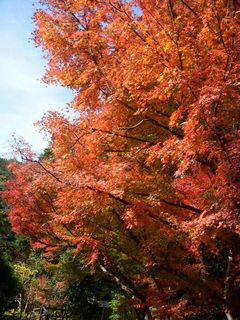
[3,0,240,319]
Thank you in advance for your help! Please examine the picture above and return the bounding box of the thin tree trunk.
[225,311,234,320]
[224,251,234,320]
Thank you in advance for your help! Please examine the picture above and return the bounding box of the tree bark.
[224,252,235,320]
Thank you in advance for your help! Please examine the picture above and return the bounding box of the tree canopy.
[3,1,240,319]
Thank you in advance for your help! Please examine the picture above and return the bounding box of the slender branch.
[159,198,202,214]
[99,263,134,295]
[233,0,238,16]
[104,149,127,153]
[118,119,153,130]
[215,8,229,55]
[179,0,199,18]
[24,157,63,183]
[109,1,147,44]
[135,192,202,214]
[118,118,183,138]
[116,99,183,138]
[224,250,233,319]
[152,107,170,118]
[168,0,177,19]
[91,127,156,144]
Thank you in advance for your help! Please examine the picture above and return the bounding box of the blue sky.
[0,0,74,157]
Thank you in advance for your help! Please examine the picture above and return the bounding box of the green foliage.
[0,158,11,186]
[0,158,38,316]
[14,262,38,288]
[0,251,20,316]
[39,147,54,161]
[109,292,134,320]
[0,158,11,219]
[0,210,15,253]
[47,250,124,319]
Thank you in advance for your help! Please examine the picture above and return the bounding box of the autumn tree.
[4,0,240,319]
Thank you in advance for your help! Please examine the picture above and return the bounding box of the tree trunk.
[224,252,235,320]
[225,311,235,320]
